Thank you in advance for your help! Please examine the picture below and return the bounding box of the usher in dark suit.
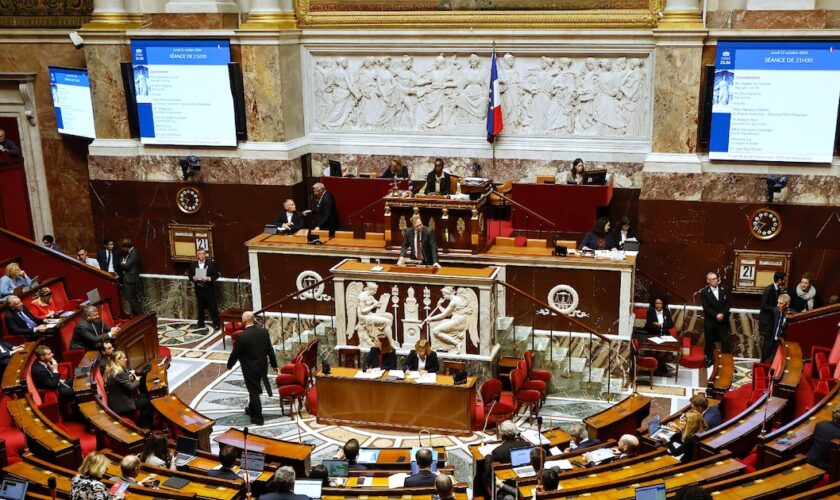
[764,306,789,363]
[31,360,74,401]
[273,210,304,234]
[315,190,339,236]
[188,258,221,330]
[69,317,113,351]
[701,285,732,360]
[403,350,440,373]
[96,247,121,274]
[644,307,675,336]
[120,247,142,315]
[424,171,451,195]
[759,283,782,362]
[227,323,278,423]
[4,305,44,340]
[399,226,439,265]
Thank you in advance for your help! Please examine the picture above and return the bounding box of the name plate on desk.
[387,265,439,274]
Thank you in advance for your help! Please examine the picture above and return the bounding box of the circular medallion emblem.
[547,284,580,315]
[296,270,324,300]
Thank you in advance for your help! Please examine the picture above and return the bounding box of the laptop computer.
[0,479,27,500]
[323,459,349,478]
[635,483,666,500]
[240,450,265,480]
[509,446,536,478]
[648,415,676,442]
[81,288,100,306]
[623,240,641,252]
[173,435,199,466]
[583,169,608,186]
[264,224,279,235]
[294,479,323,499]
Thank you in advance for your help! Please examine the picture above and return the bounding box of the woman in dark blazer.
[403,339,439,373]
[666,410,707,463]
[363,334,397,371]
[612,215,642,250]
[105,350,153,428]
[381,158,408,179]
[644,297,675,336]
[579,217,617,251]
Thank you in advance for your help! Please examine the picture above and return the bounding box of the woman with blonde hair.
[382,158,408,179]
[404,338,440,373]
[0,262,31,298]
[30,287,58,319]
[71,451,121,499]
[667,409,707,463]
[105,350,153,428]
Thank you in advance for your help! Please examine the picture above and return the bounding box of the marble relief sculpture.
[345,282,396,348]
[422,286,478,353]
[310,52,650,137]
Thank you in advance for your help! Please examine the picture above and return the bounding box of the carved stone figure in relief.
[575,57,600,135]
[620,58,647,137]
[354,57,385,129]
[394,56,430,129]
[522,57,555,134]
[595,58,626,135]
[546,57,577,134]
[376,56,400,129]
[453,54,487,125]
[424,286,478,353]
[313,58,333,127]
[322,57,358,129]
[499,53,524,129]
[421,54,458,129]
[345,281,394,347]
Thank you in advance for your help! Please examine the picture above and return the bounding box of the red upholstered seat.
[0,395,27,464]
[633,338,658,387]
[680,335,705,369]
[0,311,26,346]
[277,362,307,417]
[511,367,540,424]
[479,379,515,432]
[516,359,546,397]
[633,307,648,320]
[722,384,752,420]
[158,346,171,359]
[811,329,840,379]
[305,385,318,417]
[223,321,244,349]
[524,351,552,384]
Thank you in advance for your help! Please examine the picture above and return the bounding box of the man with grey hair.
[302,182,338,236]
[807,405,840,470]
[0,129,20,157]
[273,199,303,235]
[764,293,792,362]
[479,420,530,493]
[226,311,277,426]
[70,305,119,351]
[565,422,601,452]
[4,295,48,340]
[435,474,455,500]
[259,466,310,500]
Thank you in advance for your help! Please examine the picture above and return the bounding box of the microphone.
[480,395,501,446]
[48,476,56,500]
[243,426,251,497]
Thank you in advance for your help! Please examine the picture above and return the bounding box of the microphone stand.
[418,428,431,448]
[759,368,775,441]
[481,395,500,446]
[243,426,252,499]
[536,416,544,489]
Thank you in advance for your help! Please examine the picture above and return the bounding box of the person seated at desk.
[404,339,440,373]
[273,199,304,234]
[807,405,840,470]
[260,466,311,500]
[579,217,617,251]
[612,216,641,250]
[565,423,601,452]
[424,158,451,195]
[363,333,397,371]
[478,421,531,496]
[435,474,456,500]
[140,431,176,469]
[29,287,58,319]
[404,448,437,487]
[72,451,122,500]
[382,158,408,179]
[581,434,638,466]
[307,464,330,486]
[209,444,242,480]
[0,128,20,157]
[42,234,63,253]
[70,305,120,351]
[110,455,154,486]
[690,393,722,429]
[557,158,585,185]
[0,262,31,299]
[397,215,441,268]
[645,297,674,336]
[105,350,153,428]
[665,410,706,463]
[76,247,101,269]
[0,339,23,378]
[335,438,366,471]
[98,340,115,375]
[4,295,48,340]
[31,345,74,403]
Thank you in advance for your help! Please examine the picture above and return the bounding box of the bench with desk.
[214,428,313,477]
[706,351,735,399]
[584,393,651,441]
[6,393,82,469]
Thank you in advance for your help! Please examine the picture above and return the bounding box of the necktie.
[775,314,784,340]
[107,251,111,267]
[415,232,421,261]
[19,311,36,329]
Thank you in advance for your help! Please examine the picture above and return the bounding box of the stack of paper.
[417,372,437,384]
[522,429,550,446]
[477,442,502,456]
[649,335,678,344]
[545,459,573,470]
[387,370,405,379]
[354,370,382,379]
[387,473,409,489]
[405,371,421,379]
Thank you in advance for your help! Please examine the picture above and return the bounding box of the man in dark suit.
[566,423,601,452]
[808,406,840,470]
[0,129,21,157]
[259,467,310,500]
[481,421,530,492]
[303,182,338,236]
[273,199,304,234]
[398,216,440,267]
[336,438,366,471]
[404,448,437,487]
[119,238,143,315]
[226,311,277,426]
[765,294,791,363]
[31,345,74,402]
[96,237,121,275]
[759,272,786,363]
[4,295,48,340]
[700,272,732,366]
[424,158,451,195]
[0,339,24,377]
[70,305,120,351]
[188,249,221,331]
[208,445,242,481]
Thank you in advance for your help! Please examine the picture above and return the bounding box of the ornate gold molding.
[83,12,141,30]
[241,12,299,30]
[296,0,666,29]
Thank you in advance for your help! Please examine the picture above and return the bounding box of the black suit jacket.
[771,307,789,341]
[70,318,113,351]
[4,306,44,340]
[700,286,731,321]
[363,347,397,371]
[424,171,451,195]
[315,191,339,233]
[791,291,824,313]
[259,491,311,500]
[381,167,408,179]
[96,248,122,274]
[106,369,140,414]
[399,227,439,265]
[0,340,17,371]
[208,468,241,481]
[759,284,782,329]
[0,139,20,157]
[404,469,436,487]
[227,325,278,391]
[31,361,62,391]
[273,210,304,234]
[483,437,531,488]
[807,420,840,470]
[120,247,141,284]
[188,259,220,290]
[575,438,602,451]
[404,350,439,373]
[644,307,674,335]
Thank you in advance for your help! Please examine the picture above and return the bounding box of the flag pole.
[492,40,497,171]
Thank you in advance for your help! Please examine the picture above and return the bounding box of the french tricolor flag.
[486,50,503,143]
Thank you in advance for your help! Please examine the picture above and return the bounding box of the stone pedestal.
[86,0,140,28]
[658,0,704,28]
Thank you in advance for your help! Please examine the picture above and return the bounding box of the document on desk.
[649,335,678,344]
[405,371,420,379]
[587,448,616,463]
[388,370,406,380]
[357,449,380,464]
[522,429,550,446]
[477,442,502,456]
[387,473,409,489]
[545,459,573,470]
[416,373,438,384]
[354,370,383,379]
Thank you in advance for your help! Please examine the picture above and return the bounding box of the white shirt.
[656,310,665,325]
[418,357,426,371]
[286,212,294,224]
[198,260,206,269]
[105,250,115,273]
[710,287,719,300]
[84,257,100,269]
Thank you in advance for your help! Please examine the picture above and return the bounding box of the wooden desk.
[637,400,720,452]
[787,480,840,499]
[177,450,274,483]
[759,382,840,468]
[116,312,160,371]
[636,334,682,382]
[696,393,787,459]
[510,179,613,234]
[316,366,476,434]
[151,394,215,452]
[321,484,469,500]
[468,429,573,463]
[775,341,804,400]
[72,351,99,402]
[707,351,734,398]
[1,341,37,395]
[584,393,652,441]
[213,428,313,476]
[78,399,147,455]
[355,447,447,470]
[700,455,823,499]
[7,394,82,469]
[321,176,412,228]
[384,193,489,254]
[146,356,170,399]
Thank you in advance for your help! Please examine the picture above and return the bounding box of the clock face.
[177,187,202,214]
[749,208,782,240]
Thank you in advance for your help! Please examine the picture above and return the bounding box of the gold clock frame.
[748,207,782,241]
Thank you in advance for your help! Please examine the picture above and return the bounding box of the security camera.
[179,156,201,180]
[69,32,85,49]
[765,176,788,203]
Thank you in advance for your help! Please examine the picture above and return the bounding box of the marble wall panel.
[144,13,240,29]
[89,154,303,185]
[241,44,287,142]
[706,9,827,29]
[651,45,702,154]
[278,44,305,141]
[311,153,645,188]
[140,276,252,320]
[85,43,132,140]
